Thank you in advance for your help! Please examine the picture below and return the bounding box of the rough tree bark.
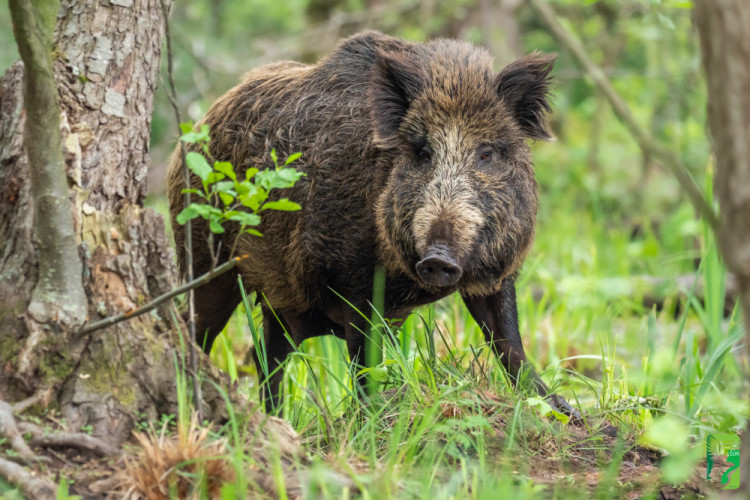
[0,0,236,447]
[694,0,750,493]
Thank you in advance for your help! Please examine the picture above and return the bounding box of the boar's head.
[372,40,555,296]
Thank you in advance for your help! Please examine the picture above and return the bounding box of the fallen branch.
[0,401,47,464]
[78,255,247,335]
[18,422,120,457]
[529,0,720,234]
[0,457,56,500]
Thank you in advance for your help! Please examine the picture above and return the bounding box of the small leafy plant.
[176,122,304,255]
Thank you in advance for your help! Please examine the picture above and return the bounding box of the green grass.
[134,147,749,499]
[171,187,744,498]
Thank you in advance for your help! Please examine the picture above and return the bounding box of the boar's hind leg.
[461,277,581,420]
[193,271,241,354]
[253,304,296,414]
[344,320,368,398]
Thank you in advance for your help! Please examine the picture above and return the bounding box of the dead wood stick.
[0,401,47,463]
[18,422,120,457]
[78,255,247,335]
[0,457,56,500]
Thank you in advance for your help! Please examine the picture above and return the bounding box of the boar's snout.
[416,244,463,287]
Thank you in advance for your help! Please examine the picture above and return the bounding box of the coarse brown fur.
[167,31,577,417]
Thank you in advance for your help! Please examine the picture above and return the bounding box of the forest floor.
[0,382,733,499]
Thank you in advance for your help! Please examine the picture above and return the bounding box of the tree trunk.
[694,0,750,493]
[0,0,227,447]
[479,0,524,67]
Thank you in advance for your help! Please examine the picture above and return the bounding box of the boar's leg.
[344,319,368,398]
[254,307,345,413]
[462,276,581,420]
[193,271,241,354]
[253,304,296,414]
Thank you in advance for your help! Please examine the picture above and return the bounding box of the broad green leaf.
[186,152,212,181]
[284,152,302,165]
[235,183,250,196]
[214,181,236,194]
[214,161,236,181]
[245,167,259,180]
[228,212,261,226]
[219,192,234,206]
[179,122,194,134]
[261,199,301,212]
[180,124,210,144]
[176,205,200,224]
[205,172,226,184]
[209,215,225,234]
[180,188,203,197]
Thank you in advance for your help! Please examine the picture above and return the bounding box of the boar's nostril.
[416,249,463,287]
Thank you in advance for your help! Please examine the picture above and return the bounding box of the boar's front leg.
[462,276,581,420]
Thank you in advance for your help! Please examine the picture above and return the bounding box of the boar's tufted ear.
[370,50,424,142]
[495,53,556,141]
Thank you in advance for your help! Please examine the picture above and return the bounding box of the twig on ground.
[0,401,48,463]
[11,391,46,414]
[0,457,56,499]
[17,422,120,457]
[78,255,247,335]
[528,0,720,234]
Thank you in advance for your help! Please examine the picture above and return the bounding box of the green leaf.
[277,167,305,185]
[284,152,302,165]
[219,192,234,206]
[261,199,302,212]
[214,181,235,194]
[245,228,263,237]
[228,212,261,226]
[180,188,203,196]
[179,122,194,134]
[214,161,236,181]
[186,152,212,181]
[244,167,259,181]
[270,148,278,165]
[180,124,210,144]
[205,172,226,185]
[176,205,200,224]
[209,215,225,234]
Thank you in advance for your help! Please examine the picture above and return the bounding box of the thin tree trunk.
[479,0,524,67]
[9,0,87,328]
[0,0,228,446]
[694,0,750,493]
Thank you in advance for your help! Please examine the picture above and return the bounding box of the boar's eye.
[416,144,432,162]
[479,149,492,161]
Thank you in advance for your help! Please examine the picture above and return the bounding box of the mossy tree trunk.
[694,0,750,492]
[0,0,228,446]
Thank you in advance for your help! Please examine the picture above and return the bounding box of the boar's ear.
[495,53,556,140]
[370,50,424,141]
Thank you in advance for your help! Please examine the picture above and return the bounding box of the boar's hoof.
[548,393,583,424]
[416,245,462,287]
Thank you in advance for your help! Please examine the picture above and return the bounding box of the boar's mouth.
[415,244,463,287]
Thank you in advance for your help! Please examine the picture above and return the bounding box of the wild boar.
[167,30,578,418]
